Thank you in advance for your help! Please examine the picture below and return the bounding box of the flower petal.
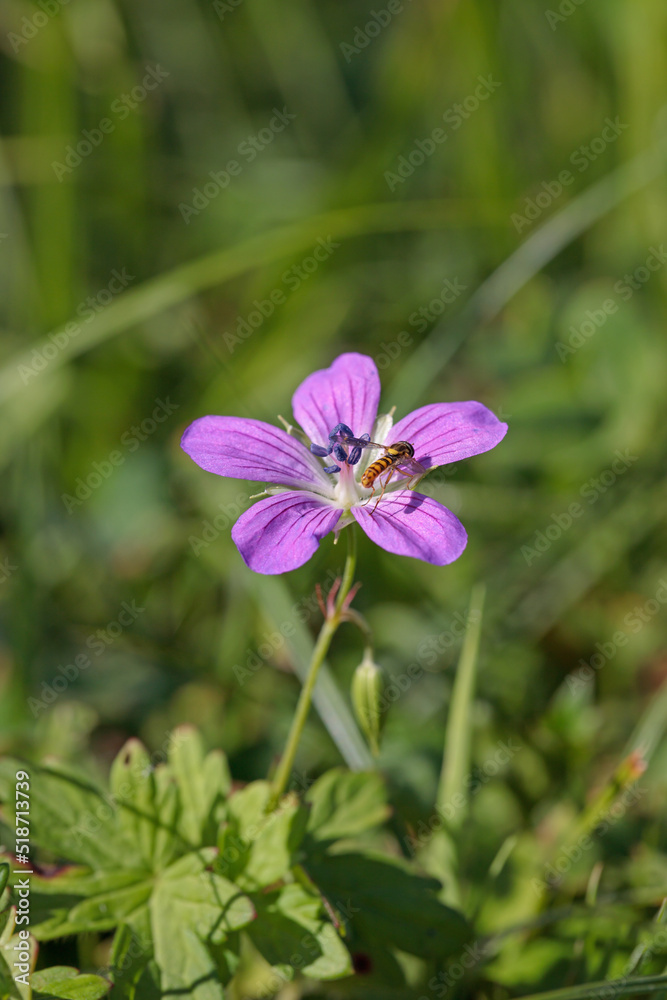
[352,491,467,565]
[390,402,507,470]
[181,416,333,494]
[292,353,381,447]
[231,491,341,574]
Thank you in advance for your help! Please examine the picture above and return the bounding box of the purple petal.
[390,402,507,470]
[232,491,341,574]
[181,416,332,493]
[292,353,380,447]
[352,491,467,565]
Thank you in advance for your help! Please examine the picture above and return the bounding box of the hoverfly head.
[390,440,414,458]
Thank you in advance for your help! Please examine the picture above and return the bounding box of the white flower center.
[333,463,364,509]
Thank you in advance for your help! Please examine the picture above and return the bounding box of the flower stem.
[267,528,357,810]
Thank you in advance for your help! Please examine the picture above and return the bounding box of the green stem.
[267,529,357,810]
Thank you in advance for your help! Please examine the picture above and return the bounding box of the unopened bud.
[351,653,387,757]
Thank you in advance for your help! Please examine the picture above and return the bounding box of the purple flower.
[181,353,507,574]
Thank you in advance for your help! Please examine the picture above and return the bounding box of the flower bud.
[351,653,387,757]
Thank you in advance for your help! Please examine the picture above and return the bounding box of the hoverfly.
[359,439,427,511]
[326,427,427,512]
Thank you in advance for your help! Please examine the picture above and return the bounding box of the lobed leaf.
[148,851,254,997]
[109,740,183,870]
[248,883,352,981]
[305,768,390,843]
[168,725,230,845]
[28,868,152,941]
[304,851,471,961]
[31,966,111,999]
[219,782,308,889]
[0,758,131,870]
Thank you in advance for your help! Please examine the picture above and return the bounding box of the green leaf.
[109,739,183,870]
[304,852,471,961]
[148,850,254,997]
[305,768,390,842]
[0,863,9,898]
[248,884,352,981]
[241,795,308,890]
[218,783,308,889]
[225,781,271,838]
[0,908,35,1000]
[108,923,152,1000]
[0,759,131,869]
[0,950,22,1000]
[28,868,152,940]
[31,966,111,999]
[215,782,271,884]
[169,726,230,846]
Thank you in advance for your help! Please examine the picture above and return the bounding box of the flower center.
[310,422,370,474]
[333,461,364,508]
[309,422,371,508]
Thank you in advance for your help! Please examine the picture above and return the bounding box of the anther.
[323,464,341,474]
[329,422,354,442]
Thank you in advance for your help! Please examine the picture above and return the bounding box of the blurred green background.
[2,0,667,991]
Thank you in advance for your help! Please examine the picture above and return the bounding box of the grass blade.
[437,583,486,829]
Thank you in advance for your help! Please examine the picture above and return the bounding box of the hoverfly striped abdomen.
[361,441,415,489]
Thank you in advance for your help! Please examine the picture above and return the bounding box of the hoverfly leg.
[371,467,395,514]
[360,484,376,508]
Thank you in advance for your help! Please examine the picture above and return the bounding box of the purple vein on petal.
[181,416,333,493]
[231,491,341,574]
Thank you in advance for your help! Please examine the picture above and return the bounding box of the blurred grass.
[2,0,667,992]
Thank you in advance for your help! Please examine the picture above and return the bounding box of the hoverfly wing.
[329,430,386,450]
[345,436,386,450]
[394,456,429,478]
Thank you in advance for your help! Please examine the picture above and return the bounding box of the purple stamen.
[312,425,368,473]
[329,422,354,442]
